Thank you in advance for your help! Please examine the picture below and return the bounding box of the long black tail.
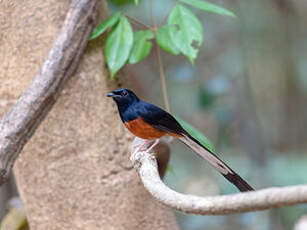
[179,134,254,192]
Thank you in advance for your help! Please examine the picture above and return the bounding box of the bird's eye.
[121,91,128,96]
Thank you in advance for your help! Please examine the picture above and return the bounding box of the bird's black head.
[106,88,139,111]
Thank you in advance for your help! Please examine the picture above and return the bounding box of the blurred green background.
[1,0,307,229]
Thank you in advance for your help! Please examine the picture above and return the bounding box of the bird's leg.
[133,139,151,154]
[145,139,160,153]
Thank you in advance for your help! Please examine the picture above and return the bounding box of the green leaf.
[176,117,216,154]
[180,0,236,18]
[134,0,138,5]
[89,12,121,40]
[156,25,180,55]
[105,16,133,78]
[168,5,203,63]
[128,30,154,64]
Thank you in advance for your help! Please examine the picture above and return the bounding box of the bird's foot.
[133,139,150,155]
[144,139,160,154]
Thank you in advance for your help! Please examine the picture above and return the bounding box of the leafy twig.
[150,0,171,112]
[125,14,152,29]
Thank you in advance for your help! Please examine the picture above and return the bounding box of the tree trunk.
[0,1,179,229]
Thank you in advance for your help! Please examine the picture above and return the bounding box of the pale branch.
[130,137,307,215]
[0,0,99,185]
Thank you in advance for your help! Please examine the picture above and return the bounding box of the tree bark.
[0,1,179,229]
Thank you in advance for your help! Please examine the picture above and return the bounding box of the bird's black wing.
[136,101,187,135]
[136,101,254,192]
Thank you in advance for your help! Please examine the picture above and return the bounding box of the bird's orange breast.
[125,117,166,139]
[124,117,182,140]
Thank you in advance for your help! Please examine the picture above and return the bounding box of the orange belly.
[124,117,182,139]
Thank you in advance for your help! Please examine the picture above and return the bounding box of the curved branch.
[0,0,99,185]
[130,137,307,215]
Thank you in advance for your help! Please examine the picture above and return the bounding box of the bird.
[107,88,254,192]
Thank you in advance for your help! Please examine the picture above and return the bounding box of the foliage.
[128,30,154,64]
[89,12,121,40]
[168,5,203,63]
[179,0,236,17]
[104,16,133,78]
[156,25,180,55]
[89,0,236,76]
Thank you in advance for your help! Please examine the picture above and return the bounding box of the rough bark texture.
[0,0,98,185]
[0,1,179,229]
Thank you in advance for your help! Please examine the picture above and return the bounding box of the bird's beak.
[106,92,115,97]
[106,92,121,98]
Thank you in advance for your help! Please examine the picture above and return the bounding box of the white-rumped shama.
[107,88,254,192]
